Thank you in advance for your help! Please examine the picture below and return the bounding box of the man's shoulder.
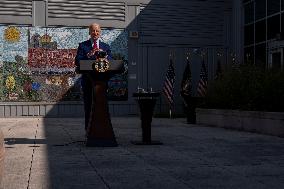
[80,40,91,46]
[99,41,110,48]
[100,40,109,46]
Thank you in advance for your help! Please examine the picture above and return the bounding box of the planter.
[0,128,4,185]
[196,108,284,137]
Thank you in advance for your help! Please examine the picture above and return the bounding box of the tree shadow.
[42,1,232,187]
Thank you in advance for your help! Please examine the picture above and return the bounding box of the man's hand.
[87,48,105,58]
[87,48,98,58]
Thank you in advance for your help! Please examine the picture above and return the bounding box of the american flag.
[197,59,208,97]
[163,58,175,106]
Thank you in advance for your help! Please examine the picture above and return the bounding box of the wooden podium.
[81,59,123,147]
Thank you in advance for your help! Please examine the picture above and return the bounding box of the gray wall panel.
[33,0,46,26]
[0,0,33,25]
[10,106,17,117]
[112,104,129,116]
[40,105,46,116]
[0,107,4,117]
[47,0,127,27]
[75,105,84,117]
[23,106,29,116]
[109,104,114,116]
[128,104,138,115]
[138,0,231,46]
[4,106,10,117]
[34,106,40,116]
[28,106,34,116]
[46,104,58,116]
[16,106,22,116]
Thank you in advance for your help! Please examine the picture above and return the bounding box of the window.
[281,14,284,37]
[244,46,254,64]
[255,0,266,20]
[255,43,266,68]
[245,24,254,45]
[271,52,282,69]
[245,2,254,24]
[267,0,280,16]
[267,14,280,40]
[255,20,266,42]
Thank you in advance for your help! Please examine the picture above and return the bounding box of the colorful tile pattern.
[0,25,128,102]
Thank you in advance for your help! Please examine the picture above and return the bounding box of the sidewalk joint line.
[26,120,39,189]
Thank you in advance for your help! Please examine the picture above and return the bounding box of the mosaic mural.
[0,25,128,102]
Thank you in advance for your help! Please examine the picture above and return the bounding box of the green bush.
[202,64,284,112]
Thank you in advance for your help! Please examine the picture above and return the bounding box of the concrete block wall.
[196,108,284,137]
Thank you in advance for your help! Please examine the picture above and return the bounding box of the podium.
[80,59,123,147]
[132,92,162,145]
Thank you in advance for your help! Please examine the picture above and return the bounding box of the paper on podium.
[79,60,123,71]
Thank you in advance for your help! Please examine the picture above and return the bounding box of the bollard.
[0,128,4,185]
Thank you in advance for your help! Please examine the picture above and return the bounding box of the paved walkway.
[1,117,284,189]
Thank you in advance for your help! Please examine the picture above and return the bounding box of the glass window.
[244,46,255,64]
[272,52,281,69]
[267,0,280,16]
[245,24,254,45]
[281,14,284,35]
[255,43,266,68]
[245,2,254,24]
[255,20,266,43]
[267,14,280,40]
[255,0,266,20]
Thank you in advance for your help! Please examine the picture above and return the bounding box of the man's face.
[89,24,101,40]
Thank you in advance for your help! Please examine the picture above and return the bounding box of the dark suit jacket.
[75,39,112,87]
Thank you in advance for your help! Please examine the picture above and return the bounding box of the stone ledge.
[196,108,284,137]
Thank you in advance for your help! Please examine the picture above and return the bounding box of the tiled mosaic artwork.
[0,25,128,102]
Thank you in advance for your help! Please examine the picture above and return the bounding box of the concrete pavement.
[1,117,284,189]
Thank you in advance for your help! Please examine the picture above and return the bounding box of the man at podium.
[75,23,112,132]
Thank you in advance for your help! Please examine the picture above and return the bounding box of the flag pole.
[169,52,172,119]
[170,52,174,119]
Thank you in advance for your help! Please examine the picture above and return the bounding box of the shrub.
[202,64,284,112]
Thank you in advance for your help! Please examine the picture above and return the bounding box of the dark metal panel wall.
[47,0,126,27]
[0,0,33,25]
[135,0,233,114]
[138,0,232,46]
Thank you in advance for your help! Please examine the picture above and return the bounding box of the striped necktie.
[93,40,98,49]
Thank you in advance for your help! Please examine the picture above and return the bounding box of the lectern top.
[133,92,160,98]
[79,60,123,71]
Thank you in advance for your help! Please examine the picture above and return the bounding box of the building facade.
[0,0,240,117]
[244,0,284,70]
